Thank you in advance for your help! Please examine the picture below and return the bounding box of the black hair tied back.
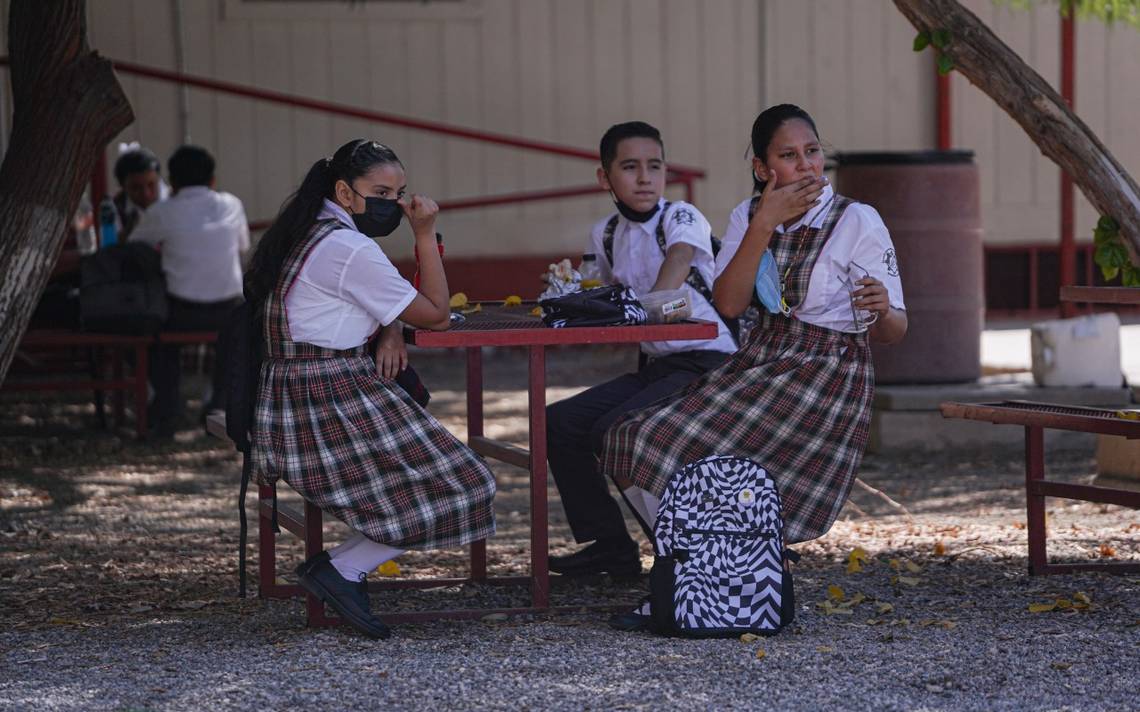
[244,139,404,305]
[749,104,818,193]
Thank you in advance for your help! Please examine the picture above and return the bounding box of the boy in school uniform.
[546,121,737,577]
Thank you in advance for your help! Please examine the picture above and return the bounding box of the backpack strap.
[654,201,719,317]
[601,214,619,270]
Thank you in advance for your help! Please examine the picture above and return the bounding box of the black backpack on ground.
[649,455,797,637]
[79,243,168,335]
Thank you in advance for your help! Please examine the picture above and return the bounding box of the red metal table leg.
[135,343,149,439]
[1025,425,1048,575]
[112,347,126,426]
[528,344,549,608]
[467,346,488,581]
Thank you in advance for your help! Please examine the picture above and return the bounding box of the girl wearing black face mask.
[244,139,496,640]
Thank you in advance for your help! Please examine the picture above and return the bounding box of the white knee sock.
[329,533,405,582]
[622,486,660,531]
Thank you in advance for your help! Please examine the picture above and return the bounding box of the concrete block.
[868,409,1096,453]
[873,372,1132,412]
[1096,434,1140,482]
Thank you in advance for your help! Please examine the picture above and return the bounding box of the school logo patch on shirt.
[883,248,900,277]
[671,207,696,227]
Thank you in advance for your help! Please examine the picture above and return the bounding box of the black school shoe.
[296,551,391,639]
[608,596,652,632]
[548,539,641,577]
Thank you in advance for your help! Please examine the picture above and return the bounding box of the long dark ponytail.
[244,139,403,304]
[750,104,818,193]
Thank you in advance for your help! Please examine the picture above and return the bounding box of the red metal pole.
[1059,10,1077,317]
[91,149,108,209]
[936,71,952,150]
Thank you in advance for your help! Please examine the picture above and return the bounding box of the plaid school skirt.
[252,352,496,550]
[601,316,873,543]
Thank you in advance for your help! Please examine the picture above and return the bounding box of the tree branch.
[893,0,1140,258]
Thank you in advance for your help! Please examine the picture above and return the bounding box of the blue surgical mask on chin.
[754,250,790,316]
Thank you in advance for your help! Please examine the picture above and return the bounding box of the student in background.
[130,145,249,436]
[112,143,170,240]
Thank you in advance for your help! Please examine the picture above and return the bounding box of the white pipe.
[172,0,191,143]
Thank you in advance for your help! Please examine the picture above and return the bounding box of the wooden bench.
[940,400,1140,575]
[3,329,220,439]
[3,330,152,439]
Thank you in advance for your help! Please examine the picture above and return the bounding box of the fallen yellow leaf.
[889,558,901,571]
[877,602,894,615]
[934,541,947,556]
[904,560,922,574]
[827,584,846,602]
[460,302,482,315]
[530,306,543,317]
[1098,543,1117,558]
[1051,661,1072,670]
[448,292,468,308]
[739,633,760,643]
[1028,601,1057,613]
[376,560,401,577]
[847,547,870,574]
[816,646,834,653]
[1073,591,1092,605]
[897,576,922,587]
[503,295,522,307]
[755,649,767,660]
[581,279,603,289]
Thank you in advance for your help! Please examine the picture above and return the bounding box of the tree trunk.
[0,0,133,384]
[893,0,1140,256]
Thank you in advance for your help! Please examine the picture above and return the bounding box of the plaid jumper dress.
[601,195,872,543]
[251,220,496,550]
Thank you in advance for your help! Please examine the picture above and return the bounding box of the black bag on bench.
[79,243,168,335]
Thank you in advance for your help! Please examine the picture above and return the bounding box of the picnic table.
[941,286,1140,575]
[230,304,718,626]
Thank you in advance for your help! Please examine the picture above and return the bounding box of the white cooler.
[1030,312,1124,388]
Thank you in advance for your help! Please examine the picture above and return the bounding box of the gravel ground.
[1,345,1138,711]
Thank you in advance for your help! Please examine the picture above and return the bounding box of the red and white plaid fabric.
[601,196,873,543]
[252,220,495,550]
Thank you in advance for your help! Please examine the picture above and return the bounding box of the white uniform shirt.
[283,200,417,349]
[130,185,250,302]
[588,199,736,356]
[715,184,906,333]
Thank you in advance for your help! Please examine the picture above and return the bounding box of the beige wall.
[1,0,1138,256]
[74,0,764,263]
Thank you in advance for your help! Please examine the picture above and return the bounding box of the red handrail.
[0,54,706,220]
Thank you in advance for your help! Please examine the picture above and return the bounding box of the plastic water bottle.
[74,192,97,255]
[578,253,603,288]
[98,196,118,248]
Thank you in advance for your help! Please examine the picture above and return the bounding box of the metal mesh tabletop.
[940,399,1140,438]
[407,305,717,348]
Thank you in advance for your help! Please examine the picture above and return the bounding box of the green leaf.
[1097,215,1120,233]
[1094,228,1112,246]
[1123,265,1140,288]
[1101,264,1120,282]
[913,31,931,52]
[936,54,955,76]
[1096,242,1128,270]
[932,29,952,49]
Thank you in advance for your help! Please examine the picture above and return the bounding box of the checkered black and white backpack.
[649,455,797,637]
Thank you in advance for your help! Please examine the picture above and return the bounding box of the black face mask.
[349,188,403,238]
[612,194,660,223]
